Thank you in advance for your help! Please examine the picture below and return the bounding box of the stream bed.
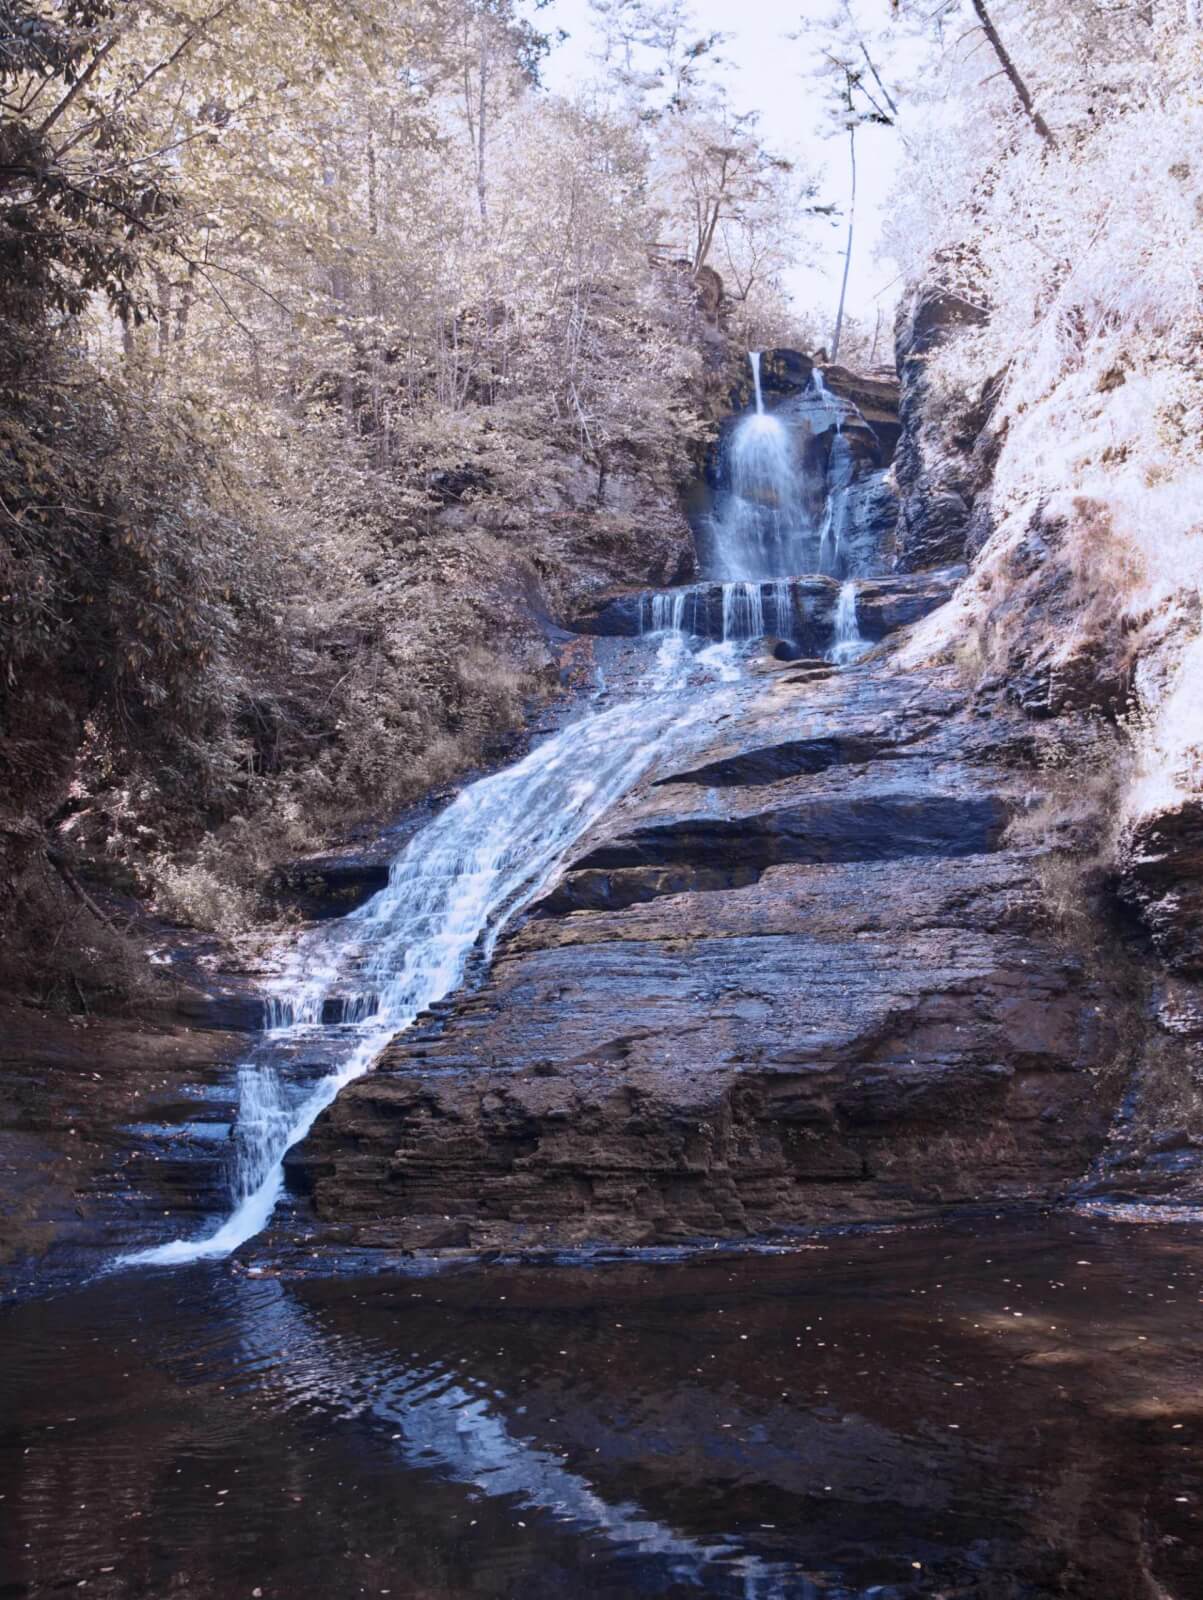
[3,1210,1202,1599]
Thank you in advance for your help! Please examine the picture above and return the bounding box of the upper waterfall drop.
[706,353,813,582]
[702,352,868,585]
[622,348,901,655]
[750,349,766,415]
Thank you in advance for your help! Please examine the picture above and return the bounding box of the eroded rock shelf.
[286,649,1134,1254]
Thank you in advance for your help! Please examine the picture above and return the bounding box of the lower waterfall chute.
[119,642,732,1267]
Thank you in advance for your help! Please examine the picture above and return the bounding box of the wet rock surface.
[0,996,248,1290]
[734,349,901,458]
[575,567,963,650]
[288,650,1135,1254]
[270,853,392,920]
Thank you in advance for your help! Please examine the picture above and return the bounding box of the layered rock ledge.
[285,649,1136,1253]
[574,568,964,651]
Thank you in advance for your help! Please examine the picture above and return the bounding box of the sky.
[533,0,904,339]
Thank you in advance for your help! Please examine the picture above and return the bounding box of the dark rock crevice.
[1119,800,1203,976]
[893,286,997,573]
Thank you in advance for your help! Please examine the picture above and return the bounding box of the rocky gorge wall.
[285,652,1135,1253]
[278,308,1203,1261]
[7,289,1200,1292]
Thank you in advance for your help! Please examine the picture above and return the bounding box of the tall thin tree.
[831,112,856,365]
[967,0,1056,145]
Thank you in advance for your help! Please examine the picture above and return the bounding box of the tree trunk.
[153,270,173,359]
[969,0,1057,146]
[692,152,730,275]
[476,19,489,224]
[174,261,196,350]
[831,126,856,366]
[693,200,721,275]
[366,120,382,318]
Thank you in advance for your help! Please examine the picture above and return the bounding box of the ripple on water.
[4,1213,1203,1598]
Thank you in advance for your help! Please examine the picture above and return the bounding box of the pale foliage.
[885,0,1203,822]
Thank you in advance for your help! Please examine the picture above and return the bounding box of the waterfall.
[643,590,687,635]
[829,581,867,665]
[819,432,856,576]
[120,651,724,1267]
[704,358,867,583]
[704,355,813,581]
[720,581,765,642]
[121,347,891,1270]
[641,581,775,645]
[712,411,806,580]
[769,578,793,639]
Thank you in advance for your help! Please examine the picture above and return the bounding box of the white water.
[641,580,771,644]
[829,581,867,665]
[721,580,765,642]
[769,578,794,640]
[750,349,766,415]
[123,349,882,1271]
[122,641,728,1267]
[643,589,688,634]
[818,432,855,576]
[710,408,807,581]
[706,358,859,583]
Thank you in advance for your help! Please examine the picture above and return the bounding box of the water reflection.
[230,1281,794,1596]
[3,1213,1203,1598]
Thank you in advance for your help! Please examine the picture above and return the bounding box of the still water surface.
[3,1213,1202,1599]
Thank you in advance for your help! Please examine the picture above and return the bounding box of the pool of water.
[2,1212,1201,1599]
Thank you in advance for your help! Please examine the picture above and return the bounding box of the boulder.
[270,853,391,920]
[1119,800,1203,976]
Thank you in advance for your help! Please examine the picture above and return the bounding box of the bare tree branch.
[968,0,1057,146]
[36,9,142,139]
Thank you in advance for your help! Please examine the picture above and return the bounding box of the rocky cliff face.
[285,638,1143,1254]
[887,281,1203,1204]
[277,305,1203,1260]
[893,287,997,573]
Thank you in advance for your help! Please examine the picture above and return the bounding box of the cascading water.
[721,581,765,642]
[750,349,766,415]
[818,432,855,577]
[829,581,867,665]
[122,348,888,1270]
[769,579,794,640]
[697,355,867,597]
[121,645,727,1267]
[706,359,811,583]
[642,590,688,635]
[633,355,888,656]
[642,581,775,645]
